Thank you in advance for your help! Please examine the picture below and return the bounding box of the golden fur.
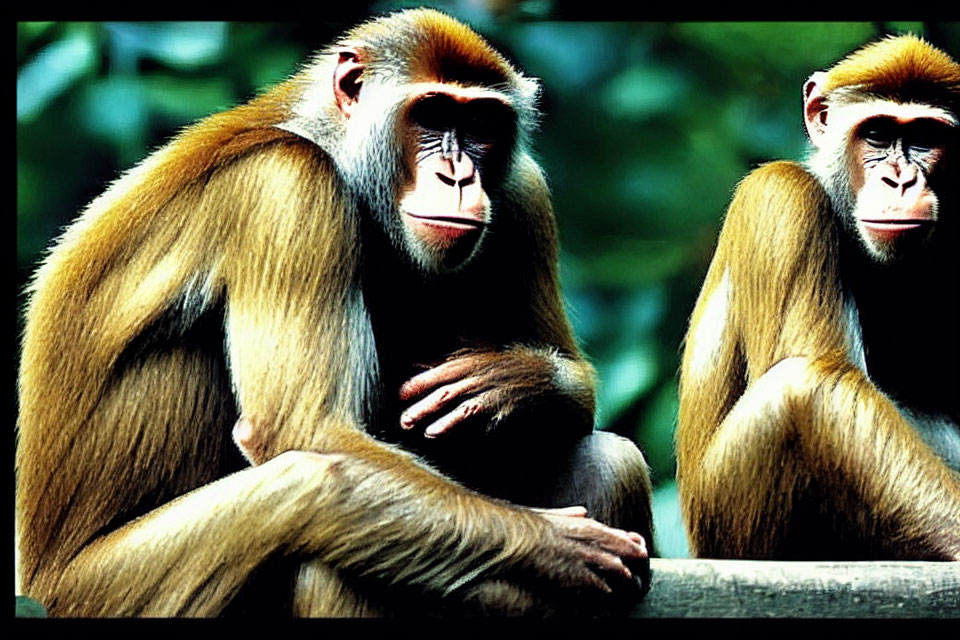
[17,10,651,616]
[677,36,960,560]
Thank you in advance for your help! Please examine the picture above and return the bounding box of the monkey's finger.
[592,525,647,559]
[400,376,484,429]
[422,392,499,438]
[579,546,633,581]
[595,528,648,560]
[628,532,648,554]
[399,356,482,401]
[559,518,647,559]
[232,417,253,446]
[564,558,614,595]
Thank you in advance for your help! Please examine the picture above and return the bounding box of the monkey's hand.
[456,505,649,615]
[398,347,594,438]
[531,505,648,611]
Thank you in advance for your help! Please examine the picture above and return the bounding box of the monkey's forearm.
[502,345,596,431]
[541,348,597,421]
[38,452,344,616]
[39,447,551,616]
[398,345,596,440]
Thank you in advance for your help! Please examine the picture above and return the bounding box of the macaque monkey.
[678,34,960,560]
[16,11,653,616]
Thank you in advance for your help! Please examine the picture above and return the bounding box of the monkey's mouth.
[861,219,933,231]
[860,219,934,242]
[405,212,486,229]
[403,212,487,268]
[404,212,487,243]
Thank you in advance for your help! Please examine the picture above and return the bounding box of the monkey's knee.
[555,432,654,544]
[763,357,818,406]
[715,356,818,451]
[692,357,822,557]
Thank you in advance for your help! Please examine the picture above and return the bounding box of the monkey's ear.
[803,71,829,147]
[334,49,364,119]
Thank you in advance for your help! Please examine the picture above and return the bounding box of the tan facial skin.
[804,72,954,261]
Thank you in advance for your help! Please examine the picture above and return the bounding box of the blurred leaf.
[722,96,805,162]
[146,76,235,121]
[512,23,621,91]
[249,47,303,90]
[17,21,55,48]
[885,22,925,36]
[675,22,877,71]
[17,161,44,264]
[602,65,690,121]
[17,28,96,122]
[15,595,47,618]
[81,76,147,163]
[565,240,689,288]
[636,379,679,481]
[562,287,601,342]
[595,341,659,423]
[104,22,227,69]
[651,480,690,558]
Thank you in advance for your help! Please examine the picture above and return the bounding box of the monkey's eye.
[860,119,895,148]
[460,99,516,143]
[904,119,951,154]
[409,94,458,133]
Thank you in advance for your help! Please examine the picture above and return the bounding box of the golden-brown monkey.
[16,11,653,617]
[678,35,960,560]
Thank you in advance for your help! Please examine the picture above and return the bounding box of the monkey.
[677,34,960,560]
[15,11,654,617]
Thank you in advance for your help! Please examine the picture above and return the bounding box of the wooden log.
[14,558,957,617]
[631,559,960,618]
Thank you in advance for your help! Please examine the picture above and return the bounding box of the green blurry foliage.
[15,595,46,617]
[16,14,959,558]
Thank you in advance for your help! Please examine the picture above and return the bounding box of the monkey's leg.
[689,356,960,559]
[687,357,812,558]
[467,431,654,553]
[542,433,653,541]
[292,561,554,617]
[501,431,654,599]
[447,431,655,615]
[292,562,383,617]
[28,451,348,616]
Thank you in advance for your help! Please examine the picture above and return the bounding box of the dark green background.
[16,7,959,557]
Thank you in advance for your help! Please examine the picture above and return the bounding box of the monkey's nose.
[880,162,920,194]
[437,154,476,186]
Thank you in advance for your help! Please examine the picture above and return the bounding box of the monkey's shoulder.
[722,161,831,236]
[736,161,826,205]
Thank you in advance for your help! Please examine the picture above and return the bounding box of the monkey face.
[319,28,530,276]
[843,110,954,262]
[395,92,516,272]
[805,78,957,264]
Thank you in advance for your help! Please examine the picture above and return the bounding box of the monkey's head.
[804,35,960,264]
[284,10,541,274]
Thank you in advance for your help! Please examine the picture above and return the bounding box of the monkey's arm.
[397,346,595,438]
[397,154,596,438]
[39,433,643,617]
[677,162,960,559]
[683,349,960,559]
